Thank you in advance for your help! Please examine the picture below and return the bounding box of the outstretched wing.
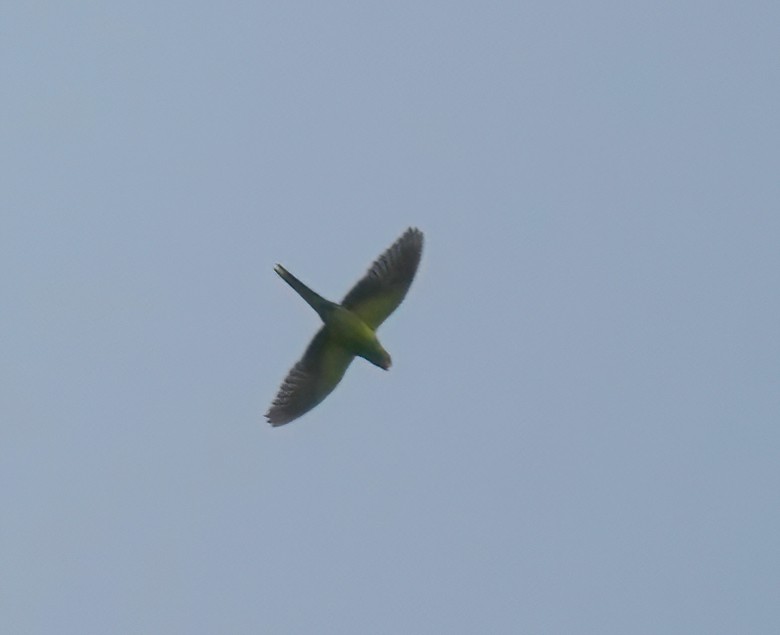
[266,327,355,426]
[341,227,424,329]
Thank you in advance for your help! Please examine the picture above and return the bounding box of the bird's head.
[365,346,392,370]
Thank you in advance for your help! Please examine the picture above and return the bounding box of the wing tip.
[401,227,424,258]
[265,409,292,427]
[404,226,424,245]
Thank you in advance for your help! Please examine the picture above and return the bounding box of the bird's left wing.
[341,227,424,330]
[266,327,355,426]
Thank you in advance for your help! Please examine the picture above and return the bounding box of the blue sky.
[3,2,779,633]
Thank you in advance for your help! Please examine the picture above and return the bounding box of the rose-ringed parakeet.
[266,227,424,426]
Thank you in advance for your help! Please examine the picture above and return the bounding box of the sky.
[2,1,779,633]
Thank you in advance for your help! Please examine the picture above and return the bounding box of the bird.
[266,227,424,426]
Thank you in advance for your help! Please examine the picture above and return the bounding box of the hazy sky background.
[3,2,779,633]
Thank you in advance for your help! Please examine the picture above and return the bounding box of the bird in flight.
[266,227,424,426]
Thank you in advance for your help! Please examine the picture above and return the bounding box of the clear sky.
[3,2,779,633]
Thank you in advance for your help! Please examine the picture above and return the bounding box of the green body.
[274,265,391,370]
[266,228,423,426]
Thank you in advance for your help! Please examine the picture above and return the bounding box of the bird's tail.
[274,265,331,317]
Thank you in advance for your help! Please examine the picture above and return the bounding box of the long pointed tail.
[274,265,331,317]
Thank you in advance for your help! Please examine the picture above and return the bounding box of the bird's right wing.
[266,327,355,426]
[340,227,424,330]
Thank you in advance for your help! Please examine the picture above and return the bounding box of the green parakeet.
[266,227,424,426]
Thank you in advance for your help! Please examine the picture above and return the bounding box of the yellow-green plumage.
[266,227,424,426]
